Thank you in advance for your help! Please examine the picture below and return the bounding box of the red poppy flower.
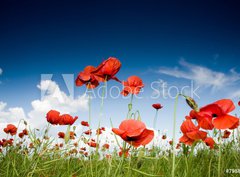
[46,110,78,125]
[238,101,240,106]
[179,120,207,146]
[176,143,181,149]
[69,131,76,140]
[96,128,102,135]
[46,110,61,125]
[58,132,65,139]
[88,141,98,148]
[80,147,86,151]
[18,132,24,138]
[84,130,92,135]
[92,57,121,82]
[119,148,129,157]
[4,124,17,136]
[162,135,167,140]
[204,137,215,149]
[58,132,75,140]
[81,121,89,127]
[186,99,239,130]
[106,154,112,159]
[22,129,28,135]
[75,65,99,89]
[121,76,144,96]
[112,119,154,148]
[59,114,78,125]
[1,138,14,147]
[222,130,231,139]
[103,143,110,149]
[152,103,163,110]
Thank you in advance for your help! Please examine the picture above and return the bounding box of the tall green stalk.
[218,130,222,177]
[127,94,134,118]
[171,94,179,177]
[153,110,158,130]
[96,77,107,154]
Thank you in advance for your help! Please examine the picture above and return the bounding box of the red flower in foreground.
[204,137,215,149]
[4,124,17,136]
[93,57,121,82]
[152,103,163,110]
[187,99,239,130]
[238,101,240,106]
[75,65,99,89]
[121,76,144,96]
[112,119,154,148]
[81,121,89,127]
[179,120,207,146]
[59,114,78,125]
[46,110,61,125]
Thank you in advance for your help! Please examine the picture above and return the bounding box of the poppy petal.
[179,135,194,145]
[180,120,198,134]
[186,130,207,140]
[197,115,214,130]
[214,99,235,114]
[130,129,154,147]
[119,119,146,137]
[200,104,223,116]
[213,115,239,129]
[112,128,125,136]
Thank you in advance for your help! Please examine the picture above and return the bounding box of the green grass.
[0,142,239,177]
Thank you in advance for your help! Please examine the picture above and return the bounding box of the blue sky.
[0,0,240,138]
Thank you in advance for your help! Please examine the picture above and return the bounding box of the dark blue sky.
[1,0,240,71]
[0,0,240,107]
[0,0,240,134]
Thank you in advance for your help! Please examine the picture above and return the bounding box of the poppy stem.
[87,90,94,177]
[88,91,92,129]
[96,76,108,154]
[218,130,222,177]
[127,94,134,118]
[64,125,71,144]
[153,110,158,130]
[171,93,179,177]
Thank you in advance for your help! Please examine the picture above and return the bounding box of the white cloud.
[0,68,2,75]
[0,102,26,123]
[158,59,240,90]
[0,80,89,134]
[28,80,88,128]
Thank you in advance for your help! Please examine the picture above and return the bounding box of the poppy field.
[0,57,240,177]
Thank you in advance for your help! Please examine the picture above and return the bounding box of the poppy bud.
[128,103,132,111]
[185,96,199,111]
[24,120,28,125]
